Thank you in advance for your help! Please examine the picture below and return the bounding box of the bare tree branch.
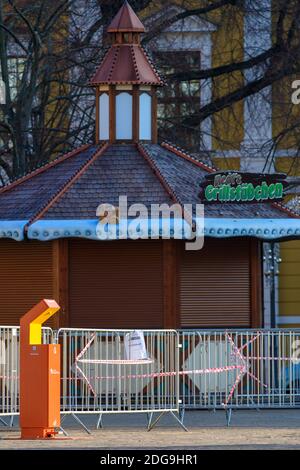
[142,0,239,45]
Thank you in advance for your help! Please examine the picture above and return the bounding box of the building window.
[139,92,152,140]
[99,93,109,140]
[153,51,200,153]
[7,57,25,100]
[116,92,133,140]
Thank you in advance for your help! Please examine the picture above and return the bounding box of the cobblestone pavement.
[0,410,299,449]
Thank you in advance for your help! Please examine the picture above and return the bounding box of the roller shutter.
[69,239,163,328]
[180,238,251,328]
[0,240,53,325]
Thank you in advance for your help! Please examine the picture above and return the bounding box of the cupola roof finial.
[107,1,145,33]
[90,1,163,86]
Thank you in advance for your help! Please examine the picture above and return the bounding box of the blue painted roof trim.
[0,220,28,241]
[202,218,300,239]
[26,217,300,241]
[28,218,194,241]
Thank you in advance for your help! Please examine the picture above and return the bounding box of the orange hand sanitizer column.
[20,299,61,439]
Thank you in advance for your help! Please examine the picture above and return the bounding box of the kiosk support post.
[20,299,61,439]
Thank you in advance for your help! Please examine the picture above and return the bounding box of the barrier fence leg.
[57,415,71,436]
[59,426,69,437]
[60,414,67,425]
[60,413,91,434]
[170,412,188,432]
[179,406,185,424]
[71,413,92,435]
[147,412,164,431]
[96,414,103,429]
[147,413,153,430]
[226,408,232,427]
[9,415,14,427]
[0,417,8,426]
[147,412,188,432]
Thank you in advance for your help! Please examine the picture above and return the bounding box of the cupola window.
[99,93,109,140]
[116,92,133,140]
[139,92,152,140]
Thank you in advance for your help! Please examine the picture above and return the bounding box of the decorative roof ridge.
[108,45,120,82]
[0,143,92,195]
[90,44,163,86]
[89,45,111,86]
[25,143,109,231]
[91,79,161,85]
[137,142,182,206]
[139,45,164,85]
[161,142,216,173]
[271,201,300,219]
[130,44,140,81]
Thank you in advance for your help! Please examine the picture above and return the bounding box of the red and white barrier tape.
[75,363,245,399]
[78,358,154,365]
[247,357,297,361]
[91,364,243,381]
[224,370,246,406]
[75,333,96,362]
[239,333,261,351]
[75,363,96,396]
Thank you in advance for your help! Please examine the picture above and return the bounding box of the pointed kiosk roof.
[90,2,163,86]
[0,142,297,241]
[0,3,298,242]
[107,1,145,33]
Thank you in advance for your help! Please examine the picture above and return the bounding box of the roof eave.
[89,80,163,86]
[25,216,300,242]
[107,27,145,33]
[0,220,28,241]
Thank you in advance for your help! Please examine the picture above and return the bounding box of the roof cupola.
[90,1,163,144]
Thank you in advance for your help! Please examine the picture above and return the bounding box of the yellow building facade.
[140,0,300,327]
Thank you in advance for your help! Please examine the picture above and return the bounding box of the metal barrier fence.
[179,329,300,416]
[0,326,53,422]
[1,327,300,429]
[57,328,180,430]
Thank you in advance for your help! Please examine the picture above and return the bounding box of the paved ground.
[0,410,300,449]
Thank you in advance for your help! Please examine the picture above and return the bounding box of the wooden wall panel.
[52,239,69,328]
[0,240,53,326]
[180,238,253,328]
[250,239,262,328]
[69,239,164,328]
[163,240,180,328]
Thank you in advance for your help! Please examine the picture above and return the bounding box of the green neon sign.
[200,171,287,203]
[205,181,284,203]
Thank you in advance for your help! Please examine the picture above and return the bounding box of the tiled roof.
[0,145,98,220]
[42,145,172,219]
[142,143,294,219]
[0,143,294,224]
